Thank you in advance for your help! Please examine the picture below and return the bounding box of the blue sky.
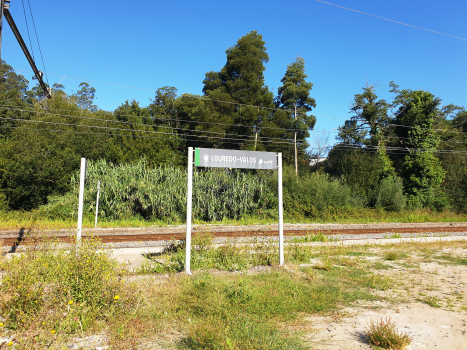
[2,0,466,149]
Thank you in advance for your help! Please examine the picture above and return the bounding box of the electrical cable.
[0,104,324,133]
[316,0,467,42]
[0,106,298,142]
[0,116,299,146]
[26,0,48,86]
[0,125,305,149]
[20,0,35,61]
[12,70,313,116]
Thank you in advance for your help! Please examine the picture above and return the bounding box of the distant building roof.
[310,158,326,166]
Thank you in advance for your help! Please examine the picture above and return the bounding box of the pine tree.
[274,56,316,173]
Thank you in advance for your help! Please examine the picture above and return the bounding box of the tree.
[338,83,393,177]
[201,31,275,150]
[0,60,32,138]
[71,82,98,111]
[392,87,446,208]
[275,56,316,174]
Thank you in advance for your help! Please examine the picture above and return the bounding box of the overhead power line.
[26,0,48,86]
[0,125,305,150]
[0,115,299,146]
[20,0,34,61]
[0,106,298,143]
[316,0,467,42]
[13,69,313,117]
[0,104,326,133]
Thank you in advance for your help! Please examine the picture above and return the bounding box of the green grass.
[436,254,467,266]
[418,296,441,308]
[1,207,467,231]
[1,231,466,349]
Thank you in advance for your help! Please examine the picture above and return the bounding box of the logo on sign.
[203,154,209,162]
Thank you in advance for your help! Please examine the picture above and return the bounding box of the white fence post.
[185,147,193,275]
[94,180,100,227]
[278,153,284,265]
[77,158,86,244]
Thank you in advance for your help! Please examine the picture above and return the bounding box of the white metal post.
[185,147,193,275]
[278,153,284,265]
[94,180,100,227]
[77,158,86,243]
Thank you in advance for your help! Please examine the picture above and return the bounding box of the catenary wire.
[26,0,48,86]
[2,104,467,145]
[0,107,304,143]
[12,69,314,116]
[20,0,35,61]
[0,125,306,149]
[0,116,299,146]
[0,106,304,141]
[316,0,467,42]
[0,103,324,133]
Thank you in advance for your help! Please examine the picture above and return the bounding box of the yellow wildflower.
[114,295,120,300]
[68,300,73,305]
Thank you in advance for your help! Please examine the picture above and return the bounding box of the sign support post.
[185,147,193,275]
[77,158,86,244]
[185,147,284,274]
[278,153,284,265]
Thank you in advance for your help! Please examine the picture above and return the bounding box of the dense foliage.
[0,30,466,220]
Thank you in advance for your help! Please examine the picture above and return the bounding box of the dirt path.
[303,243,467,350]
[306,302,466,350]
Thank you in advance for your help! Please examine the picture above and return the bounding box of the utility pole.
[294,104,298,176]
[0,0,9,60]
[0,0,50,98]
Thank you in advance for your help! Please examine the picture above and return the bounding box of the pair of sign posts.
[185,147,284,274]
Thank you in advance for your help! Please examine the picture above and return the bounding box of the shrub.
[0,233,136,332]
[374,176,406,212]
[365,317,411,349]
[271,167,365,219]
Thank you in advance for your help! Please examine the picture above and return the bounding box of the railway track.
[2,225,467,246]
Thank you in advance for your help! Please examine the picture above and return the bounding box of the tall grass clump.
[365,317,411,349]
[0,233,135,333]
[40,159,267,222]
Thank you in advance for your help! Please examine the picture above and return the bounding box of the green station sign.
[194,148,277,170]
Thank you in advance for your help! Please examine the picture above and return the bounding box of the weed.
[373,262,392,270]
[419,296,441,308]
[384,251,406,261]
[0,231,136,333]
[291,232,337,243]
[365,317,411,349]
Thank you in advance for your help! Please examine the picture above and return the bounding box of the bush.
[373,176,406,212]
[265,167,365,219]
[0,233,136,332]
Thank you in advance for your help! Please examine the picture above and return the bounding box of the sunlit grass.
[1,208,467,231]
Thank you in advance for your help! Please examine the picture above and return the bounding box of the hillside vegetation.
[0,30,466,226]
